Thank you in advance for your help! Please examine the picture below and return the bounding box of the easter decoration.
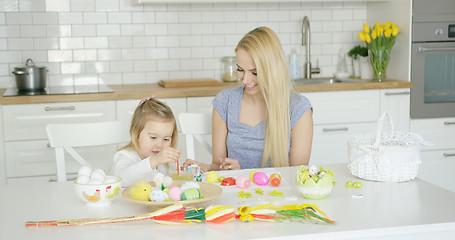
[270,173,281,186]
[206,171,219,183]
[26,202,334,227]
[236,176,251,189]
[128,180,152,201]
[73,166,122,207]
[220,177,236,186]
[295,165,335,200]
[252,172,269,186]
[346,180,364,199]
[123,179,223,208]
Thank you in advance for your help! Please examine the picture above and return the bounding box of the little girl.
[111,96,181,187]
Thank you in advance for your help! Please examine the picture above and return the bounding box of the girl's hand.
[182,159,210,173]
[149,147,182,167]
[219,157,241,170]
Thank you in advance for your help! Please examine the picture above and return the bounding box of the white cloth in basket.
[348,112,432,183]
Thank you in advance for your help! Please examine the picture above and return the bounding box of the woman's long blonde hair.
[236,26,293,167]
[121,98,178,152]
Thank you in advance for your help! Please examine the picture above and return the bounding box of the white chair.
[178,113,212,161]
[46,121,130,182]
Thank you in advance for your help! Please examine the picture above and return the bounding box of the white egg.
[308,165,319,177]
[180,181,200,192]
[152,172,165,186]
[149,190,168,202]
[87,179,103,185]
[77,166,92,177]
[162,176,173,188]
[76,175,90,184]
[90,171,105,182]
[92,168,106,177]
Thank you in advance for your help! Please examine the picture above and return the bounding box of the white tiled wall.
[0,0,366,88]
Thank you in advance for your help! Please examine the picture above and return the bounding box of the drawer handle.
[45,106,75,111]
[444,121,455,125]
[323,127,349,132]
[443,153,455,157]
[384,91,410,96]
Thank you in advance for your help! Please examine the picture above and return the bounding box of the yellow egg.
[206,171,219,183]
[249,170,259,182]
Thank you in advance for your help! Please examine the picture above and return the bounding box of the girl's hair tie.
[139,96,156,105]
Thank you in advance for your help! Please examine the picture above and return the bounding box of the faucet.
[302,16,320,79]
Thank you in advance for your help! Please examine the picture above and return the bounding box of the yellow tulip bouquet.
[358,22,400,81]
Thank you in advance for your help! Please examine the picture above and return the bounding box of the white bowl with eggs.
[73,167,122,207]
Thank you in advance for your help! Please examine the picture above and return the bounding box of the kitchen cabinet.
[0,105,5,184]
[304,90,380,165]
[380,88,410,131]
[411,117,455,192]
[1,101,116,183]
[137,0,385,3]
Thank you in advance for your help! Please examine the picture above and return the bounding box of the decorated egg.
[152,172,165,186]
[160,176,173,190]
[168,185,183,201]
[236,176,251,189]
[206,171,219,183]
[270,173,281,186]
[253,172,269,186]
[249,170,259,182]
[181,188,201,200]
[308,165,319,177]
[149,189,168,202]
[180,181,200,192]
[76,175,90,184]
[221,177,236,186]
[77,166,92,177]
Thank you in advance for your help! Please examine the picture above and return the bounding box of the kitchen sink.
[293,77,369,85]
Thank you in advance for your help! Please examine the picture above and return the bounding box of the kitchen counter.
[1,163,454,240]
[0,79,411,105]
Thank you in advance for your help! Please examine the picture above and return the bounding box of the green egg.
[180,188,201,201]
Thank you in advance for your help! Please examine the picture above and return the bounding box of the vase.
[369,49,390,82]
[359,56,372,80]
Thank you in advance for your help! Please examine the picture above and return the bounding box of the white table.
[1,164,455,240]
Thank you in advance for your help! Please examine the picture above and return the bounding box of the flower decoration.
[358,22,400,81]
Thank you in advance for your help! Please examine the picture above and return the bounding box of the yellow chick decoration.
[129,180,152,201]
[83,190,101,202]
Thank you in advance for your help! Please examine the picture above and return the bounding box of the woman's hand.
[182,159,211,173]
[219,157,241,170]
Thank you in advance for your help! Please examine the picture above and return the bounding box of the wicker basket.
[348,112,431,183]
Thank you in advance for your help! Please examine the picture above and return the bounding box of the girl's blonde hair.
[236,26,293,168]
[121,97,178,152]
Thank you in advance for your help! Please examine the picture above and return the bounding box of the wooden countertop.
[0,79,411,105]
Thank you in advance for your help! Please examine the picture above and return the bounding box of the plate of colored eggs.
[122,180,223,208]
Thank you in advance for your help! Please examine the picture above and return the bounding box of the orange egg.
[270,174,281,186]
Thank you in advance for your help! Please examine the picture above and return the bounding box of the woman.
[184,26,313,171]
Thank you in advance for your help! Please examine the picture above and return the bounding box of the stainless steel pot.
[12,59,47,92]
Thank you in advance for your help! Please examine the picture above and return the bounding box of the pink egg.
[236,176,251,189]
[168,186,182,201]
[253,172,269,186]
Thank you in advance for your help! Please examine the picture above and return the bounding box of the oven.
[410,0,455,119]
